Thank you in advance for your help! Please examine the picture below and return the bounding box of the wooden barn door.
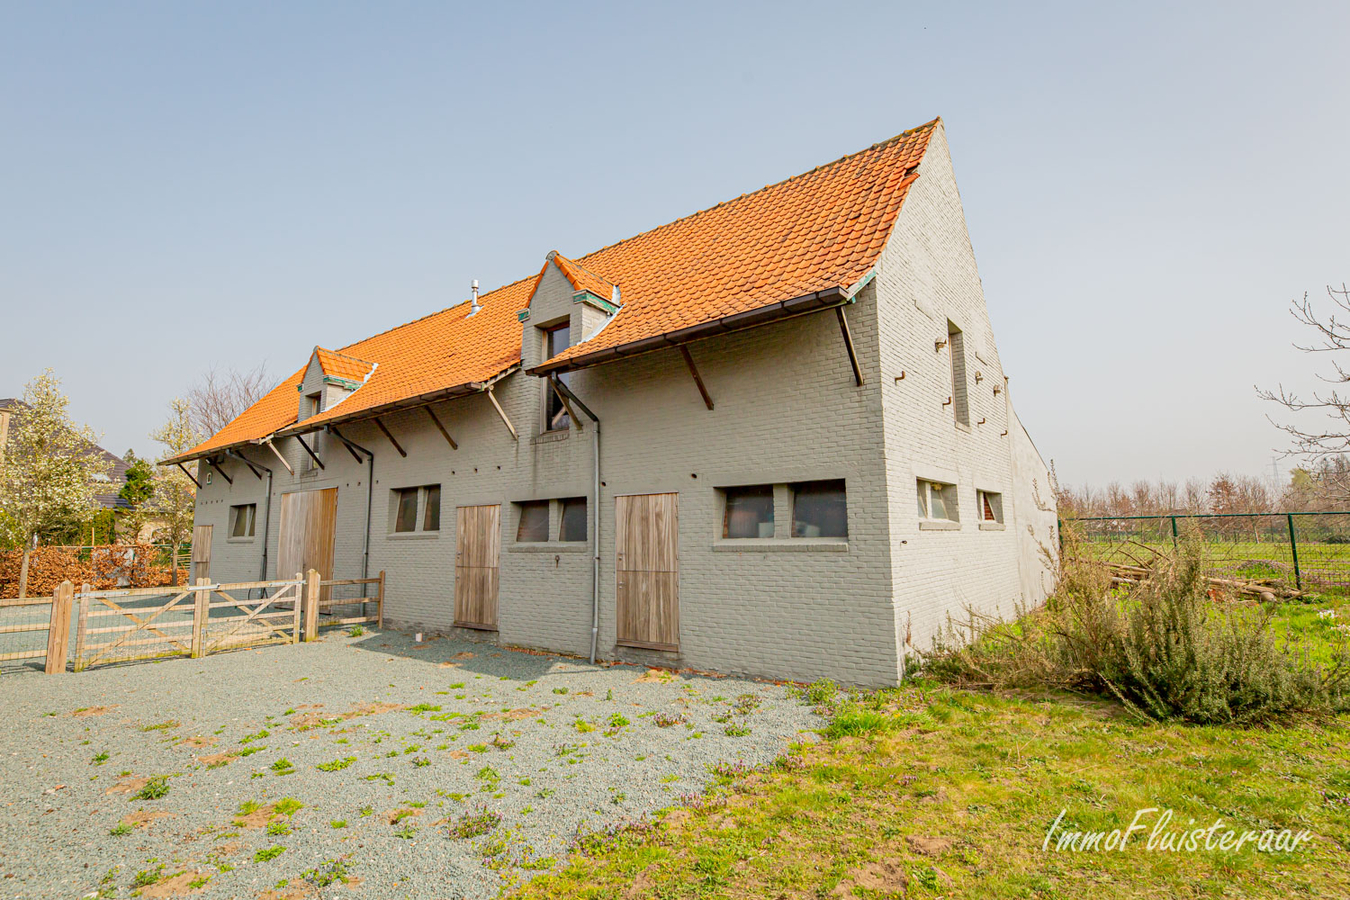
[615,493,679,650]
[191,525,212,582]
[454,504,500,630]
[278,489,338,598]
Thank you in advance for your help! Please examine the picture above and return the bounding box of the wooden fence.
[0,569,384,674]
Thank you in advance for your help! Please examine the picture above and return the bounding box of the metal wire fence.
[1063,512,1350,596]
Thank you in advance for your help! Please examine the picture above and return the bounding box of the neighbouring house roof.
[1,398,130,509]
[169,118,939,463]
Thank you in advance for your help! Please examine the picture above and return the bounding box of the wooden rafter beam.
[836,306,864,386]
[205,457,234,485]
[176,462,202,489]
[485,386,518,441]
[678,346,714,410]
[373,417,406,457]
[226,449,265,480]
[261,439,294,475]
[295,435,324,470]
[425,405,458,450]
[548,377,583,431]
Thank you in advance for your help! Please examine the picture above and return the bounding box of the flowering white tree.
[0,370,111,597]
[149,398,200,586]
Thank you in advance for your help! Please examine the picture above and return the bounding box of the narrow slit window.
[229,503,256,538]
[978,490,1003,524]
[542,323,572,432]
[516,501,550,542]
[394,487,420,533]
[791,480,847,538]
[948,321,969,426]
[559,497,587,542]
[423,485,441,532]
[722,485,775,539]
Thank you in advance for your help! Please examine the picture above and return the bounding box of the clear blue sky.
[2,1,1347,488]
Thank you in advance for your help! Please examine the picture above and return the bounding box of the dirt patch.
[448,750,469,759]
[197,751,240,766]
[291,700,405,729]
[452,651,474,660]
[210,841,242,859]
[382,807,421,825]
[105,776,149,796]
[72,705,116,717]
[634,668,675,683]
[257,885,316,900]
[847,860,909,893]
[233,804,280,829]
[139,871,211,898]
[482,707,543,721]
[906,835,951,856]
[122,809,175,830]
[178,735,216,749]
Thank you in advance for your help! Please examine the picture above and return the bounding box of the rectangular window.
[516,500,550,542]
[918,480,960,522]
[948,321,969,426]
[423,485,441,532]
[305,392,322,419]
[559,497,587,542]
[791,480,847,538]
[229,503,256,538]
[543,323,572,431]
[978,489,1003,524]
[394,487,420,533]
[722,485,775,539]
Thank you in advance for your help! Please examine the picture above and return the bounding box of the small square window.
[516,501,549,542]
[229,503,256,538]
[423,486,441,532]
[394,487,420,533]
[978,490,1003,524]
[791,480,847,538]
[723,485,775,539]
[559,497,587,542]
[918,480,959,523]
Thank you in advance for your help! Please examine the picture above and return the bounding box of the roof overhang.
[527,285,852,376]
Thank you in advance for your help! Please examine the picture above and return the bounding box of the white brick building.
[169,118,1056,686]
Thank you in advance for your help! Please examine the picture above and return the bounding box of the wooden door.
[615,493,679,650]
[454,504,500,630]
[278,489,338,598]
[192,525,212,583]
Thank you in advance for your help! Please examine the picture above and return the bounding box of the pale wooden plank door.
[278,489,338,597]
[191,525,212,583]
[455,504,500,630]
[616,492,679,650]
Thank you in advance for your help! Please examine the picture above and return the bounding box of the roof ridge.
[576,117,940,270]
[315,346,375,365]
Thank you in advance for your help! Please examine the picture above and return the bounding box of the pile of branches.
[1087,540,1304,601]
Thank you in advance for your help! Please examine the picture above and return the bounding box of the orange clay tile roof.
[171,118,938,463]
[313,347,375,383]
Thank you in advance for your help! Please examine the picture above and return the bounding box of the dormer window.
[304,392,322,420]
[542,322,571,431]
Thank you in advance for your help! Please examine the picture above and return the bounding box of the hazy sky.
[2,2,1347,489]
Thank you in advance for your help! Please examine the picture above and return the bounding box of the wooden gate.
[192,525,212,582]
[615,492,680,650]
[454,505,500,630]
[278,489,338,600]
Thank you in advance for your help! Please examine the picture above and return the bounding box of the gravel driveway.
[0,630,819,899]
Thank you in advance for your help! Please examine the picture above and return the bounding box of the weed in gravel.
[654,712,686,728]
[140,721,178,732]
[490,734,516,750]
[303,858,354,887]
[467,744,488,753]
[187,874,211,889]
[270,758,295,775]
[237,799,263,816]
[266,820,291,836]
[413,756,431,767]
[447,805,501,839]
[573,719,596,733]
[607,714,629,728]
[359,806,374,817]
[92,750,109,765]
[364,772,395,786]
[134,776,170,800]
[394,824,417,839]
[109,822,132,836]
[349,625,365,636]
[330,819,347,829]
[237,746,264,757]
[274,798,304,816]
[724,722,752,737]
[131,865,164,888]
[735,693,762,714]
[317,756,356,772]
[407,704,441,714]
[553,743,579,757]
[536,787,556,799]
[476,765,500,787]
[449,682,465,688]
[240,728,269,743]
[254,846,285,863]
[553,687,569,695]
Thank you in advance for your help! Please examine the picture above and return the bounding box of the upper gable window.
[304,392,322,420]
[542,323,572,432]
[947,321,970,426]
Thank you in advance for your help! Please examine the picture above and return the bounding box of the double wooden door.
[455,504,500,630]
[278,489,338,598]
[615,492,679,650]
[191,525,212,582]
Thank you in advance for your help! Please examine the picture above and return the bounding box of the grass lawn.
[510,598,1350,899]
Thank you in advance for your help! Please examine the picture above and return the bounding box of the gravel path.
[0,630,820,899]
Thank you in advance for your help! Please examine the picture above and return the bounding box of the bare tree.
[1259,283,1350,502]
[186,364,273,438]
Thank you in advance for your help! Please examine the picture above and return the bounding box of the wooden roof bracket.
[295,434,325,470]
[550,375,599,425]
[176,461,202,489]
[836,305,864,386]
[677,345,714,410]
[205,456,234,485]
[424,405,458,450]
[259,438,294,475]
[485,385,518,441]
[547,377,583,431]
[326,426,367,463]
[373,417,407,458]
[224,448,266,480]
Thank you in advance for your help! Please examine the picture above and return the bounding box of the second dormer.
[297,346,376,422]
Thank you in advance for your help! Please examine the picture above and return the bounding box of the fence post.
[192,578,210,658]
[303,569,320,641]
[73,584,90,673]
[1288,513,1302,592]
[1170,516,1178,549]
[377,570,385,629]
[44,581,74,674]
